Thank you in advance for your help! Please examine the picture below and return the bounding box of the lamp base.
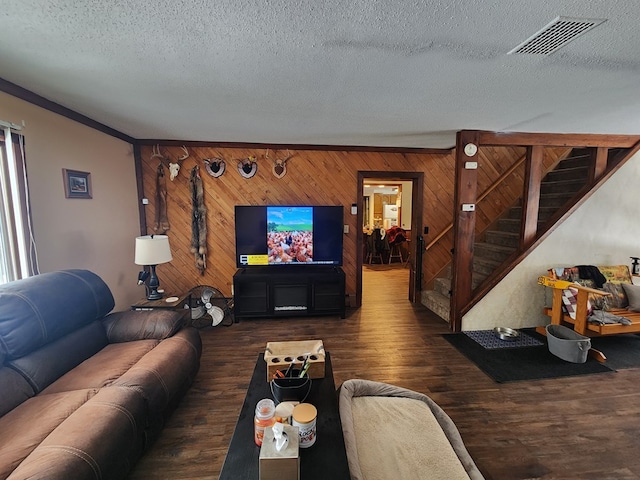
[146,264,163,300]
[147,288,163,301]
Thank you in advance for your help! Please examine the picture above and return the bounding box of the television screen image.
[267,206,313,264]
[235,205,343,267]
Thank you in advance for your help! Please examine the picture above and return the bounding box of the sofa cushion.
[599,283,629,309]
[598,265,633,284]
[112,328,202,414]
[102,309,184,343]
[0,270,114,360]
[8,321,108,393]
[7,386,147,480]
[41,339,159,395]
[0,389,97,480]
[622,284,640,312]
[0,367,34,417]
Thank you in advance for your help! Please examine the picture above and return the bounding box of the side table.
[131,292,191,323]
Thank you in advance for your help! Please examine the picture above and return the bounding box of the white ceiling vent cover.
[508,16,606,56]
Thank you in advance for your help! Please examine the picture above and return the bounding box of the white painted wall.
[463,151,640,331]
[0,92,141,310]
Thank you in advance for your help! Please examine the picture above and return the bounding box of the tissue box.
[265,340,325,382]
[259,424,300,480]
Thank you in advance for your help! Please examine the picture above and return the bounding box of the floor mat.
[464,329,544,349]
[443,333,614,383]
[589,334,640,370]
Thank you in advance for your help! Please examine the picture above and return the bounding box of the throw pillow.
[598,265,633,284]
[622,284,640,312]
[601,282,629,309]
[561,285,593,319]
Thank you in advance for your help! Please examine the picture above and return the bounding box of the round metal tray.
[493,326,520,341]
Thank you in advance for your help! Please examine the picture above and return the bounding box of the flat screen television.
[235,205,343,267]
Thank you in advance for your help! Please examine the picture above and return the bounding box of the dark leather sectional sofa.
[0,269,202,479]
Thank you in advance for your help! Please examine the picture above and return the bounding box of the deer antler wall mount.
[151,145,189,181]
[203,156,226,178]
[266,149,294,179]
[237,155,258,179]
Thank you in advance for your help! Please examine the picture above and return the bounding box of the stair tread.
[498,218,546,227]
[499,217,546,223]
[421,290,450,321]
[546,164,589,174]
[511,205,557,211]
[541,178,586,185]
[540,192,576,199]
[475,241,516,253]
[486,230,518,237]
[435,272,485,283]
[423,289,449,301]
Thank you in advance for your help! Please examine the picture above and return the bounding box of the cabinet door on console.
[234,279,269,316]
[312,281,343,312]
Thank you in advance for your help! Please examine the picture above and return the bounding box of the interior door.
[356,171,424,307]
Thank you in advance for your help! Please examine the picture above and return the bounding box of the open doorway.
[355,171,424,307]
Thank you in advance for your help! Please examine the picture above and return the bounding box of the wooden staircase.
[422,151,593,323]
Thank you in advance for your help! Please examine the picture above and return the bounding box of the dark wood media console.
[232,266,346,321]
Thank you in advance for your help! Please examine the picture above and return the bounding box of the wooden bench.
[537,276,640,337]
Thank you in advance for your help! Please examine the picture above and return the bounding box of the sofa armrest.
[102,309,184,343]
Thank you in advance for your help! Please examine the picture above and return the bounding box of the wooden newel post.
[450,130,480,332]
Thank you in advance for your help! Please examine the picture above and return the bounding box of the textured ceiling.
[1,0,640,148]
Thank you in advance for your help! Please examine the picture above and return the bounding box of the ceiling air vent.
[508,16,606,56]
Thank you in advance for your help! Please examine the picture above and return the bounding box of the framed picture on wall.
[62,169,92,199]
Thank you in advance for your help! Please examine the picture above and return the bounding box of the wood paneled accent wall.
[137,145,452,298]
[137,144,564,300]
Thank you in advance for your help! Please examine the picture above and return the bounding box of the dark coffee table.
[219,352,350,479]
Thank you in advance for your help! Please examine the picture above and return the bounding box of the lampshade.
[134,235,173,265]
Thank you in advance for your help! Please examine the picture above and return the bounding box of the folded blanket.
[588,310,632,326]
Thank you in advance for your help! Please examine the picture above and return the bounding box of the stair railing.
[425,153,526,252]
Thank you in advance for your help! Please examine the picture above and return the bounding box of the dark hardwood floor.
[129,265,640,480]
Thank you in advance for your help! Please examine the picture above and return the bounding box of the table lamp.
[134,234,173,300]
